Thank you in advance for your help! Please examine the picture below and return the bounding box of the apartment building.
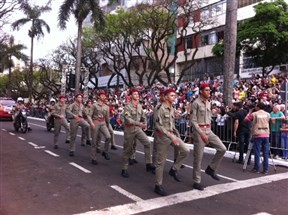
[175,0,285,81]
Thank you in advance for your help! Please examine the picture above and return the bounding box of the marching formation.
[26,84,228,196]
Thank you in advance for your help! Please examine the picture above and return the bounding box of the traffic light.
[69,73,76,89]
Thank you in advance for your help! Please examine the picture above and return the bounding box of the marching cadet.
[66,93,92,157]
[154,88,189,196]
[95,98,118,153]
[121,88,154,178]
[81,99,94,146]
[90,90,111,165]
[190,83,226,191]
[52,95,70,149]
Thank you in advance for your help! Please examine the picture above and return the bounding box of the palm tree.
[11,2,51,102]
[0,36,29,96]
[58,0,104,94]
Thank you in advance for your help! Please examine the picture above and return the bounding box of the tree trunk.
[29,35,34,103]
[75,21,83,94]
[223,0,238,107]
[7,55,12,97]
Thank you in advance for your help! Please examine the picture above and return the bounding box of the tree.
[58,0,104,94]
[11,1,51,102]
[0,0,23,29]
[238,0,288,77]
[0,36,29,96]
[83,0,212,87]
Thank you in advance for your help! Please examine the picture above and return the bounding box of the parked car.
[0,98,16,120]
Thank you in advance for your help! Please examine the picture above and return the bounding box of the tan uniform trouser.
[192,129,226,184]
[91,121,111,160]
[96,123,115,149]
[69,119,90,152]
[122,127,152,170]
[129,140,137,160]
[81,120,91,143]
[155,135,189,186]
[54,118,70,146]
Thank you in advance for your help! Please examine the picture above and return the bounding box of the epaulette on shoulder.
[157,104,162,110]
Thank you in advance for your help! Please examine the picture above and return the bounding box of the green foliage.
[238,0,288,72]
[212,42,224,58]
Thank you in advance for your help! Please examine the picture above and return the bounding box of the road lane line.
[35,146,46,149]
[253,213,273,215]
[111,185,143,202]
[77,172,288,215]
[2,129,6,131]
[69,162,91,173]
[18,137,25,141]
[9,132,15,136]
[45,150,59,157]
[28,142,38,147]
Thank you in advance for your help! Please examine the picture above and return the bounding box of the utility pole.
[223,0,238,107]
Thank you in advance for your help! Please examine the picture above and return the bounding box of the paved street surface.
[1,118,288,215]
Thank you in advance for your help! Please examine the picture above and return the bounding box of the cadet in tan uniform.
[95,98,117,153]
[81,99,93,146]
[121,88,154,178]
[52,95,70,149]
[66,93,92,157]
[90,91,111,164]
[190,83,226,191]
[154,88,189,196]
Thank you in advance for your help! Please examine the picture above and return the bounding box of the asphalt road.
[1,118,288,215]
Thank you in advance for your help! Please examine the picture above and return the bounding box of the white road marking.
[35,146,46,149]
[69,162,91,173]
[111,185,143,202]
[45,150,59,157]
[9,132,15,136]
[18,137,25,141]
[253,213,273,215]
[28,142,38,147]
[2,129,6,131]
[77,172,288,215]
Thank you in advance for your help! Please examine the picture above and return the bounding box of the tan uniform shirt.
[85,106,94,118]
[67,102,92,124]
[190,97,211,134]
[155,103,179,140]
[91,101,109,124]
[52,102,67,118]
[123,101,147,126]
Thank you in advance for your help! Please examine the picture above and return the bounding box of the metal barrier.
[142,114,288,161]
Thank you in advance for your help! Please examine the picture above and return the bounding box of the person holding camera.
[245,102,271,174]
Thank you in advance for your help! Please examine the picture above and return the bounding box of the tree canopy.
[238,0,288,75]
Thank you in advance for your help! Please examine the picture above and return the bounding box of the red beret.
[75,93,83,98]
[98,90,106,96]
[159,90,165,96]
[129,88,139,95]
[164,88,176,95]
[199,83,210,90]
[58,94,66,99]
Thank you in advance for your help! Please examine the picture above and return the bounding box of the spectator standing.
[270,104,285,159]
[245,102,270,174]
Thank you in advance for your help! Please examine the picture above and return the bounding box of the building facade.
[175,0,285,81]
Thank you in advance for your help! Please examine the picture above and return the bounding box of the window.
[200,30,224,46]
[200,0,226,19]
[238,0,263,8]
[185,36,193,49]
